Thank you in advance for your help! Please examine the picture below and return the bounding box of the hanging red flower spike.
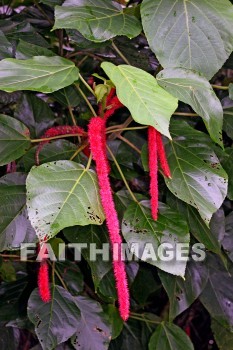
[148,126,159,220]
[35,125,86,165]
[88,93,129,321]
[38,259,51,303]
[148,126,171,220]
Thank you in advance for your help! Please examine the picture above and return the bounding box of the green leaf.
[63,224,112,290]
[131,266,160,305]
[0,114,30,166]
[223,107,233,139]
[0,173,36,252]
[0,277,28,322]
[104,304,123,340]
[0,30,12,59]
[14,93,54,138]
[141,0,233,79]
[26,161,105,241]
[54,0,141,42]
[212,319,233,350]
[122,200,190,277]
[200,254,233,327]
[157,68,223,146]
[0,20,50,48]
[0,56,79,93]
[101,63,178,138]
[56,261,84,295]
[149,322,194,350]
[223,212,233,262]
[51,85,81,107]
[16,40,55,60]
[19,140,82,173]
[0,327,20,350]
[27,285,81,350]
[230,83,233,100]
[159,259,208,321]
[71,296,111,350]
[221,148,233,200]
[166,120,228,225]
[167,193,222,255]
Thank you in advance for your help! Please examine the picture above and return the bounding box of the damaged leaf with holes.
[26,161,105,242]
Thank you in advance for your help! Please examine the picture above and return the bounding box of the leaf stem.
[173,112,198,117]
[85,154,92,170]
[79,73,96,96]
[211,84,229,90]
[129,315,160,324]
[106,144,138,203]
[112,41,131,65]
[75,84,97,117]
[31,133,85,143]
[54,266,68,290]
[70,141,89,161]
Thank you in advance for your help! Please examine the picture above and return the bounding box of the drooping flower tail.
[35,125,86,165]
[148,126,159,220]
[88,116,130,321]
[38,259,51,303]
[156,130,171,178]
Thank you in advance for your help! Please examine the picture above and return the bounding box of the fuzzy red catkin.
[156,130,171,178]
[148,126,159,220]
[35,125,86,165]
[88,117,130,321]
[38,259,51,303]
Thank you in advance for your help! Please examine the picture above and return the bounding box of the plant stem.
[106,145,138,203]
[51,261,55,286]
[85,154,92,170]
[173,112,198,117]
[54,266,68,290]
[112,41,131,65]
[31,133,85,143]
[75,84,97,117]
[79,73,95,96]
[129,315,160,324]
[70,141,89,161]
[212,84,229,90]
[106,126,148,133]
[67,105,77,126]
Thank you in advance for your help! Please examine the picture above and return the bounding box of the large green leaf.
[200,255,233,328]
[71,296,111,350]
[230,83,233,100]
[159,259,208,321]
[122,200,190,277]
[141,0,233,79]
[14,93,54,138]
[27,285,81,350]
[0,30,12,59]
[0,277,28,323]
[165,120,228,225]
[212,319,233,350]
[26,161,105,242]
[221,148,233,200]
[149,322,194,350]
[0,173,36,252]
[54,0,141,42]
[200,254,233,327]
[0,114,31,166]
[167,193,222,255]
[223,107,233,139]
[19,140,82,173]
[0,56,79,93]
[64,224,112,290]
[157,68,223,146]
[16,40,54,60]
[101,63,178,138]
